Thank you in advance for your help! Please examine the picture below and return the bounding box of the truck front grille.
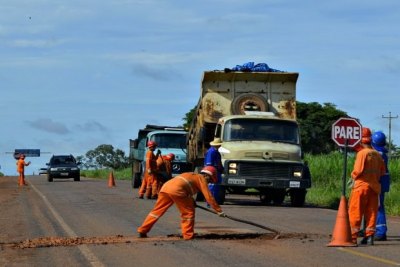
[238,162,301,179]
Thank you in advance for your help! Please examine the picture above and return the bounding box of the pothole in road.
[1,232,316,249]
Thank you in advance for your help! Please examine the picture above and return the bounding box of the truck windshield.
[152,133,187,149]
[223,118,299,144]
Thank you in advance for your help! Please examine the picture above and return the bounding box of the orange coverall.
[156,155,173,190]
[139,150,159,199]
[16,158,30,186]
[349,147,385,240]
[137,172,222,240]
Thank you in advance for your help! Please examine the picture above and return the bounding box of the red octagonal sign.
[331,117,362,147]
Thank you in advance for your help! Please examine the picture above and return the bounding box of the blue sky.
[1,0,399,175]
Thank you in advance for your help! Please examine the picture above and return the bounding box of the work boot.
[360,236,374,245]
[138,232,148,238]
[151,195,158,199]
[138,195,144,199]
[146,195,152,199]
[375,235,387,241]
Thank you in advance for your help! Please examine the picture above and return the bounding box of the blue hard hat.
[372,131,386,146]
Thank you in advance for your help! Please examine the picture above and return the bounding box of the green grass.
[81,168,131,181]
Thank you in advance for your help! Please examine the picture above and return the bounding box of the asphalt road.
[1,175,400,267]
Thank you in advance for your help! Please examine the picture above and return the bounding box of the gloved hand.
[347,178,354,189]
[157,149,162,155]
[147,169,152,174]
[218,212,226,217]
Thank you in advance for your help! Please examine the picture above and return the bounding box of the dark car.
[46,155,81,182]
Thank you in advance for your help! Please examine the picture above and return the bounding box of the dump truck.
[187,70,311,206]
[130,125,191,188]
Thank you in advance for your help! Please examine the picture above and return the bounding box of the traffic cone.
[327,195,357,247]
[108,171,116,187]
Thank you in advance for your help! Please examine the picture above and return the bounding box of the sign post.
[331,117,362,196]
[327,117,362,247]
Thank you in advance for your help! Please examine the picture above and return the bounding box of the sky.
[1,0,400,175]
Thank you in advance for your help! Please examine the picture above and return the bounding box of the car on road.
[46,155,81,182]
[38,168,47,175]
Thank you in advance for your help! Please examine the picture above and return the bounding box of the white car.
[39,168,47,175]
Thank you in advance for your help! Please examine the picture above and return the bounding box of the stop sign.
[331,117,362,147]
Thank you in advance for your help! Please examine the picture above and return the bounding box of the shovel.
[195,204,280,235]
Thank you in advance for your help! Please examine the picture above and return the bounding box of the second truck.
[187,70,311,206]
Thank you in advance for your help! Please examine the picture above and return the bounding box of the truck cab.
[130,125,191,188]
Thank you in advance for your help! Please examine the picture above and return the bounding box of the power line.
[382,111,398,160]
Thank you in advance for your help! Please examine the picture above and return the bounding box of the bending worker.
[349,127,385,245]
[371,131,391,241]
[138,141,161,199]
[137,166,225,240]
[16,154,30,186]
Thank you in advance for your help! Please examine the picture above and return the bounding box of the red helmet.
[361,127,372,144]
[165,153,175,161]
[147,141,157,148]
[200,166,217,183]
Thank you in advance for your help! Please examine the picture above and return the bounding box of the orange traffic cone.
[108,171,116,187]
[327,195,357,247]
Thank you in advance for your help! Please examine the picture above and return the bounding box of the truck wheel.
[272,189,286,205]
[47,175,53,182]
[74,176,80,181]
[290,189,306,207]
[260,194,272,205]
[217,186,226,205]
[133,173,142,188]
[231,93,268,115]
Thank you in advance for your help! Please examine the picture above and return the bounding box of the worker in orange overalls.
[156,153,175,192]
[349,127,385,245]
[16,154,31,186]
[137,166,225,240]
[138,141,161,199]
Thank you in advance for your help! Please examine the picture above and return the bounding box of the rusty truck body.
[187,71,311,206]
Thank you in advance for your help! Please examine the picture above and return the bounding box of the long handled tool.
[195,204,280,235]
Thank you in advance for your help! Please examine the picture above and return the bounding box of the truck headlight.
[293,171,302,178]
[228,163,237,174]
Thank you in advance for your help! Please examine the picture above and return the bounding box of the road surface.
[1,175,400,267]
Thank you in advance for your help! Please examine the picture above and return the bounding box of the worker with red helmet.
[138,141,161,199]
[137,166,225,240]
[348,127,385,245]
[16,154,31,186]
[156,153,175,192]
[371,131,390,241]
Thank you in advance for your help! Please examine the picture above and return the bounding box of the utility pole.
[382,112,398,160]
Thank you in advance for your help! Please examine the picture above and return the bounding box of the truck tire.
[217,186,226,205]
[231,93,268,115]
[272,189,286,205]
[290,188,306,207]
[133,173,142,188]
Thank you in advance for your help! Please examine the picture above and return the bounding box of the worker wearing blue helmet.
[371,131,390,241]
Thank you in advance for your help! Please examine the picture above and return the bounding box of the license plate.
[60,172,69,176]
[289,181,300,188]
[228,178,246,185]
